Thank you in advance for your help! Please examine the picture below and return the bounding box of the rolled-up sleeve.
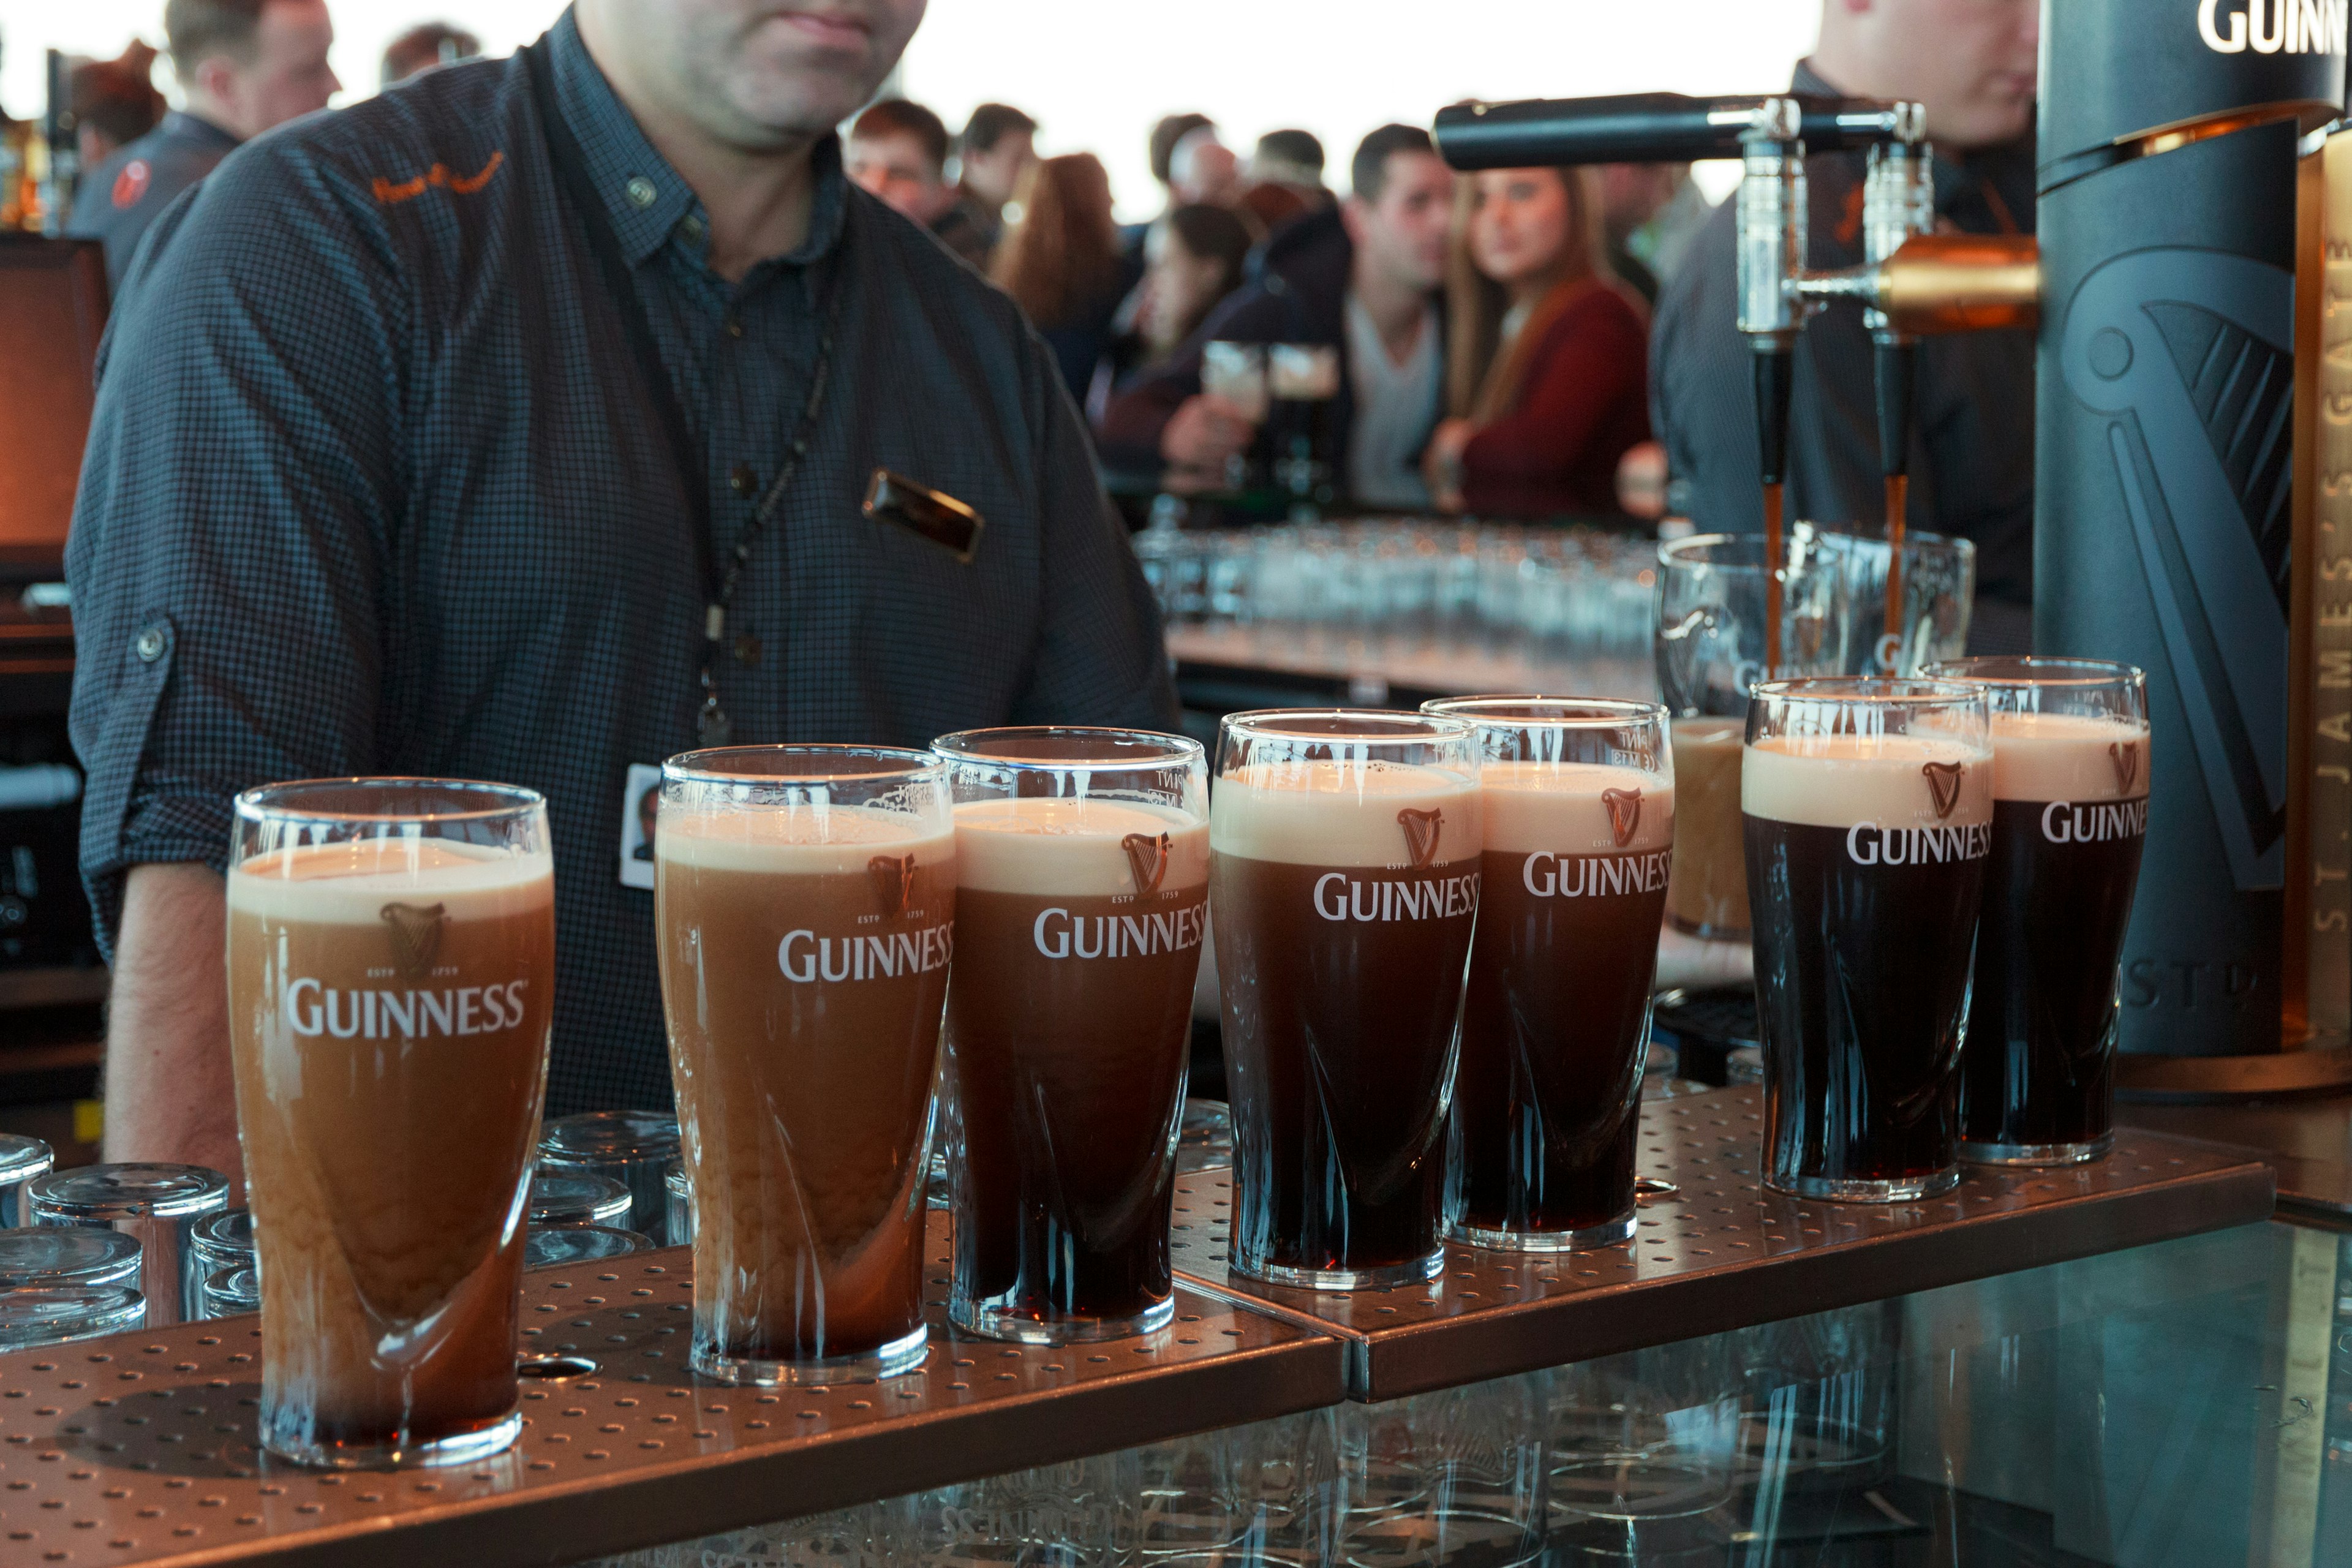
[1011,328,1179,733]
[66,139,407,953]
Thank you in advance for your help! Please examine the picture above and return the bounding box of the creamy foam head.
[1743,733,1991,829]
[953,797,1208,895]
[1988,711,2150,802]
[656,801,954,876]
[1210,760,1481,867]
[228,839,552,924]
[1479,761,1674,854]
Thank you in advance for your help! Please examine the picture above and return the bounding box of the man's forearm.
[104,862,241,1187]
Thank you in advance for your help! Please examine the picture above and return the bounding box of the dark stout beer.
[945,797,1209,1340]
[1959,713,2150,1161]
[228,836,554,1465]
[1211,760,1482,1286]
[1744,734,1991,1199]
[657,805,954,1381]
[1450,762,1675,1248]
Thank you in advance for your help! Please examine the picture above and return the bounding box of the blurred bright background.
[0,0,1820,216]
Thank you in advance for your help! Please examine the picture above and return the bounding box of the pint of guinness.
[656,747,955,1384]
[1210,710,1482,1289]
[1424,698,1674,1250]
[1926,658,2150,1164]
[1743,680,1993,1202]
[933,727,1210,1344]
[227,779,556,1469]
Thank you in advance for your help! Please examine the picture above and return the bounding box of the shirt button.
[725,314,744,339]
[729,465,758,497]
[680,214,706,244]
[625,176,657,209]
[134,627,167,663]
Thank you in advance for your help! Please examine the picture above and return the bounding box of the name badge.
[865,469,984,562]
[619,763,661,890]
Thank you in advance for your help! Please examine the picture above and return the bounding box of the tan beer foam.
[1743,732,1992,828]
[1210,759,1482,866]
[657,802,954,877]
[952,797,1209,896]
[1988,711,2151,802]
[1479,761,1676,854]
[228,839,552,924]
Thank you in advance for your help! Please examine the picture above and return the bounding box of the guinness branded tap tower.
[2036,0,2351,1091]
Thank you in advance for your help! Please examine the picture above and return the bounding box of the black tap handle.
[1434,92,1902,170]
[1873,340,1917,479]
[1753,346,1796,489]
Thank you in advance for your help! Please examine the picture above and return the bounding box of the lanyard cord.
[524,37,848,746]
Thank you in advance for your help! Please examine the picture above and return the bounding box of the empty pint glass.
[1924,658,2150,1164]
[1744,681,1992,1200]
[1424,698,1674,1250]
[935,727,1210,1342]
[227,778,556,1468]
[1211,710,1482,1288]
[1656,532,1852,941]
[656,747,954,1383]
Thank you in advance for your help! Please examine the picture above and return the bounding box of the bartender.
[1651,0,2040,650]
[67,0,1177,1179]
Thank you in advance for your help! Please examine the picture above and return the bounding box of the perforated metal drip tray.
[0,1216,1344,1568]
[1171,1085,2276,1400]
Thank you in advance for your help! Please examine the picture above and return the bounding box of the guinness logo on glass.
[2109,740,2140,794]
[1121,832,1171,896]
[1921,762,1966,821]
[868,854,917,918]
[1601,788,1643,848]
[1396,808,1444,870]
[380,902,448,980]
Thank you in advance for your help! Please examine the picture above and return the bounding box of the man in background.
[381,21,481,89]
[1597,162,1709,304]
[845,96,989,269]
[1100,124,1455,508]
[1166,123,1242,209]
[70,47,168,173]
[69,0,339,287]
[952,101,1034,257]
[1651,0,2039,646]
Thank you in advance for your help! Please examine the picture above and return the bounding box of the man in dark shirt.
[69,0,1175,1177]
[69,0,340,288]
[1651,0,2040,646]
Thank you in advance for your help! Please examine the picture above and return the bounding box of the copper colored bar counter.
[0,1090,2277,1566]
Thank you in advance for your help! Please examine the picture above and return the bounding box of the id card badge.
[618,763,662,890]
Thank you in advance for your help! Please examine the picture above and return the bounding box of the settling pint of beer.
[1423,698,1674,1250]
[934,726,1210,1342]
[1743,680,1992,1201]
[655,747,954,1383]
[226,778,556,1468]
[1210,710,1482,1288]
[1925,658,2150,1164]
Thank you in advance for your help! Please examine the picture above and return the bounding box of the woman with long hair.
[1137,203,1254,366]
[990,153,1136,407]
[1423,166,1650,518]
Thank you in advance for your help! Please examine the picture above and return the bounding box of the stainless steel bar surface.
[1173,1087,2275,1401]
[0,1214,1346,1568]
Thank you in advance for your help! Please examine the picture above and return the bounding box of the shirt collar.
[547,7,849,271]
[163,110,242,153]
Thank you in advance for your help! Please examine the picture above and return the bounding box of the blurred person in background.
[1100,124,1455,509]
[1167,123,1244,210]
[69,0,340,288]
[1425,165,1649,519]
[846,96,987,268]
[952,101,1035,257]
[70,46,168,172]
[381,21,481,89]
[992,152,1137,410]
[1238,127,1329,236]
[1134,203,1253,368]
[1651,0,2039,647]
[1596,162,1709,304]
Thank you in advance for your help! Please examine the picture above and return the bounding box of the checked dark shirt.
[67,10,1177,1114]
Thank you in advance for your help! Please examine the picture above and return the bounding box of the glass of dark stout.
[1210,709,1482,1288]
[655,747,956,1383]
[1743,680,1993,1201]
[932,726,1210,1343]
[1923,657,2150,1164]
[226,778,556,1468]
[1423,696,1675,1250]
[1656,532,1855,943]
